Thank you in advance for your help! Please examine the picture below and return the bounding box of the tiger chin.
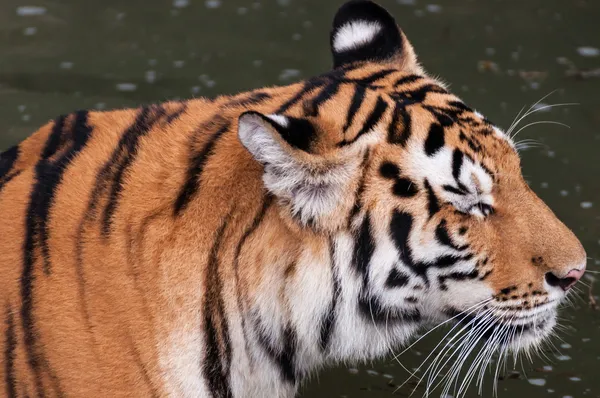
[0,1,586,397]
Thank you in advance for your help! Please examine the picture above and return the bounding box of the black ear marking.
[239,111,317,153]
[330,0,404,68]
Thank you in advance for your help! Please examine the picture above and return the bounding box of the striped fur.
[0,1,586,397]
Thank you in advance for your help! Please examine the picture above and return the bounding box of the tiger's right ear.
[330,0,421,73]
[238,111,361,229]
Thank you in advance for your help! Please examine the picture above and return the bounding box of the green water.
[1,0,598,397]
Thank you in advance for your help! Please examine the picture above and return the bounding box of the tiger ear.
[238,111,359,228]
[330,0,421,72]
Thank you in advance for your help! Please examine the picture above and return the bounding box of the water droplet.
[426,4,442,12]
[116,83,137,92]
[173,0,189,8]
[560,343,572,349]
[205,0,221,9]
[580,202,593,209]
[279,68,301,81]
[569,377,581,382]
[556,354,571,361]
[173,60,185,68]
[237,7,248,15]
[16,6,47,16]
[577,46,599,57]
[397,0,417,5]
[366,369,379,376]
[528,378,547,386]
[17,105,26,113]
[59,61,73,70]
[145,70,157,84]
[23,27,37,36]
[348,368,359,374]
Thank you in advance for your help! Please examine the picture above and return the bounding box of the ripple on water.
[528,378,547,386]
[205,0,221,9]
[116,83,137,92]
[16,6,47,16]
[577,46,600,57]
[173,0,189,8]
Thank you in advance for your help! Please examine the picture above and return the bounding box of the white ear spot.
[333,20,382,53]
[266,114,289,127]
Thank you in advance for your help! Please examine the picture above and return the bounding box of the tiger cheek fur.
[0,1,586,397]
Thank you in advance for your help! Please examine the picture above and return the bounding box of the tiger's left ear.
[238,111,362,229]
[330,0,421,73]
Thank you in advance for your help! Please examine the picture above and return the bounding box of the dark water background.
[1,0,598,397]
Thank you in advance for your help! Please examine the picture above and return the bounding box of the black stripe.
[394,75,423,87]
[277,78,327,114]
[0,145,19,181]
[127,334,160,398]
[442,184,467,196]
[22,113,91,397]
[232,196,273,359]
[393,177,418,197]
[389,211,416,274]
[305,82,341,116]
[438,270,479,290]
[435,220,468,251]
[0,170,22,195]
[393,84,448,106]
[203,211,234,398]
[424,179,440,218]
[424,123,445,156]
[255,320,298,384]
[174,120,230,215]
[353,68,396,85]
[353,214,375,287]
[165,102,188,124]
[339,96,388,147]
[102,106,166,236]
[347,150,370,228]
[452,150,464,181]
[388,105,412,146]
[225,91,272,108]
[357,295,421,325]
[343,85,366,132]
[385,268,409,288]
[319,239,340,352]
[4,305,17,398]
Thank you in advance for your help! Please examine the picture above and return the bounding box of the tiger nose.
[545,266,586,291]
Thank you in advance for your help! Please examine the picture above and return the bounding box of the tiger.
[0,1,587,397]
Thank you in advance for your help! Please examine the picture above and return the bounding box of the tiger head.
[237,0,585,380]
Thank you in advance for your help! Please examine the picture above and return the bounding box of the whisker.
[512,120,571,140]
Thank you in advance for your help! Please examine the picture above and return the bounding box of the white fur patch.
[266,114,289,127]
[333,20,382,53]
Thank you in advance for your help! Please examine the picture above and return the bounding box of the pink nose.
[545,266,586,291]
